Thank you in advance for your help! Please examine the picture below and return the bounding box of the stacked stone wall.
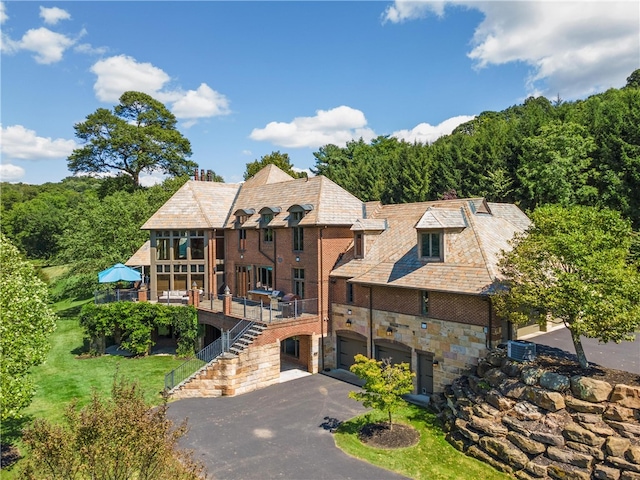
[171,342,280,399]
[434,348,640,479]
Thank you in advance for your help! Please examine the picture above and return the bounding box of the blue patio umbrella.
[98,263,142,283]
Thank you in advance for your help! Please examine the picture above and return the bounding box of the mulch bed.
[358,422,420,449]
[1,443,20,469]
[533,344,640,386]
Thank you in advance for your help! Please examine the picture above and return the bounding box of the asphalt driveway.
[168,374,408,480]
[524,326,640,375]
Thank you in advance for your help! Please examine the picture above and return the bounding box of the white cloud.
[91,55,171,102]
[40,6,71,25]
[74,43,108,56]
[382,0,446,23]
[5,27,75,64]
[250,106,376,148]
[0,163,25,182]
[0,124,77,160]
[90,55,230,125]
[171,83,230,120]
[392,115,475,144]
[139,170,167,187]
[383,1,639,99]
[0,2,8,24]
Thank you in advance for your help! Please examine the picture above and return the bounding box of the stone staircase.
[229,322,267,355]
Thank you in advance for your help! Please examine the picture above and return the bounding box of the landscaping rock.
[501,360,524,378]
[562,422,606,447]
[455,418,481,443]
[605,404,636,422]
[593,464,622,480]
[627,445,640,464]
[546,460,591,480]
[467,445,513,474]
[580,420,617,437]
[606,420,640,437]
[512,401,543,421]
[507,431,547,455]
[502,415,530,436]
[565,395,607,414]
[500,379,527,399]
[523,386,566,412]
[486,350,505,367]
[521,367,544,386]
[525,456,548,478]
[608,456,640,473]
[605,436,632,457]
[610,384,640,409]
[476,361,494,378]
[573,412,601,424]
[539,372,570,392]
[546,445,593,468]
[479,436,529,470]
[486,390,515,411]
[469,415,509,436]
[484,368,508,388]
[570,376,613,403]
[621,472,640,480]
[530,430,565,447]
[566,440,605,461]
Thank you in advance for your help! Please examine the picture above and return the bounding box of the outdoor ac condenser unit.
[507,340,536,362]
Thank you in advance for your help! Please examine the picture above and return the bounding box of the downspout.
[320,227,325,370]
[487,296,492,350]
[368,285,374,358]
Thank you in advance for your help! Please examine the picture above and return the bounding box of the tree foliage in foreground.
[20,377,205,480]
[68,91,196,186]
[349,354,415,430]
[0,234,57,421]
[494,205,640,369]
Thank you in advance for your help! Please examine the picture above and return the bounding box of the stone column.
[223,285,232,315]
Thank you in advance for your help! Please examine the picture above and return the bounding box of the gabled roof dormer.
[349,218,387,258]
[415,207,467,262]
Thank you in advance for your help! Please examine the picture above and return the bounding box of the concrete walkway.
[168,374,408,480]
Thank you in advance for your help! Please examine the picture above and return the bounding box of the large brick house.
[132,165,530,397]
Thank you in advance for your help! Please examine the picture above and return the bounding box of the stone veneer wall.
[331,303,488,392]
[433,348,640,480]
[171,342,280,399]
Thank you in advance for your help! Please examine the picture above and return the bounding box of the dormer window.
[259,207,280,243]
[420,232,441,259]
[234,208,255,226]
[354,233,364,258]
[287,204,313,226]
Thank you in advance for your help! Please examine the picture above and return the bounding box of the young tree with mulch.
[349,354,415,430]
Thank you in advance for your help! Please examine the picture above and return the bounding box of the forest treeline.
[1,71,638,299]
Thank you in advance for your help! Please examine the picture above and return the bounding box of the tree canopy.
[494,205,640,369]
[0,234,57,420]
[244,151,307,180]
[348,354,415,429]
[68,91,196,186]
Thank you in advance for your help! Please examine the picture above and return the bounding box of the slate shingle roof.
[331,198,530,295]
[125,240,151,266]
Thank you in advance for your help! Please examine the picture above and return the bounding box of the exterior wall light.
[346,319,352,327]
[386,326,393,336]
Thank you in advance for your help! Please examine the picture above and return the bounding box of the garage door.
[375,344,412,369]
[338,335,367,370]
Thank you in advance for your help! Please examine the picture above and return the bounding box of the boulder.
[512,401,543,421]
[610,384,640,409]
[593,464,621,480]
[627,445,640,464]
[476,360,494,377]
[565,440,605,461]
[607,456,640,473]
[521,367,545,386]
[565,395,607,414]
[546,461,591,480]
[467,445,513,474]
[486,350,505,367]
[546,445,593,468]
[455,418,481,443]
[621,472,640,480]
[484,368,508,388]
[486,390,515,411]
[570,376,613,403]
[606,420,640,437]
[539,372,570,392]
[469,415,509,436]
[479,436,529,470]
[502,415,531,436]
[580,421,616,437]
[507,431,547,455]
[523,386,566,412]
[572,412,602,424]
[604,404,636,422]
[525,456,548,478]
[500,379,528,399]
[530,430,566,447]
[501,359,524,377]
[562,422,605,447]
[605,436,631,457]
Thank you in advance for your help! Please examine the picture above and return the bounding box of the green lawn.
[334,405,511,480]
[1,299,186,478]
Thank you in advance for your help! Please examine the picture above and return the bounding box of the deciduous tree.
[244,151,306,180]
[348,354,415,430]
[0,234,57,420]
[68,91,196,186]
[494,205,640,369]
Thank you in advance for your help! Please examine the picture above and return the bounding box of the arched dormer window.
[234,208,255,226]
[287,204,313,225]
[259,207,280,243]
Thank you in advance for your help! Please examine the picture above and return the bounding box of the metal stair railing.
[164,319,258,391]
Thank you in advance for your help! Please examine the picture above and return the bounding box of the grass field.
[334,405,511,480]
[1,296,186,477]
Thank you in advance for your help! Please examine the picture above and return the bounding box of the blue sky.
[1,1,638,185]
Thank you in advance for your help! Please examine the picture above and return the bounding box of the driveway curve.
[168,374,408,480]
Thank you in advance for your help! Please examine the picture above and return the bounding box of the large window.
[293,227,304,251]
[420,232,441,259]
[238,229,247,251]
[156,237,170,260]
[257,266,273,290]
[173,231,188,260]
[293,268,305,298]
[263,227,274,243]
[354,233,363,258]
[190,230,205,259]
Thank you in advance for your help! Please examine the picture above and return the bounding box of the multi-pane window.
[421,291,430,315]
[293,268,305,298]
[156,233,170,260]
[293,227,304,251]
[262,213,274,242]
[257,266,273,290]
[190,230,205,259]
[173,231,188,260]
[238,229,247,250]
[420,232,441,259]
